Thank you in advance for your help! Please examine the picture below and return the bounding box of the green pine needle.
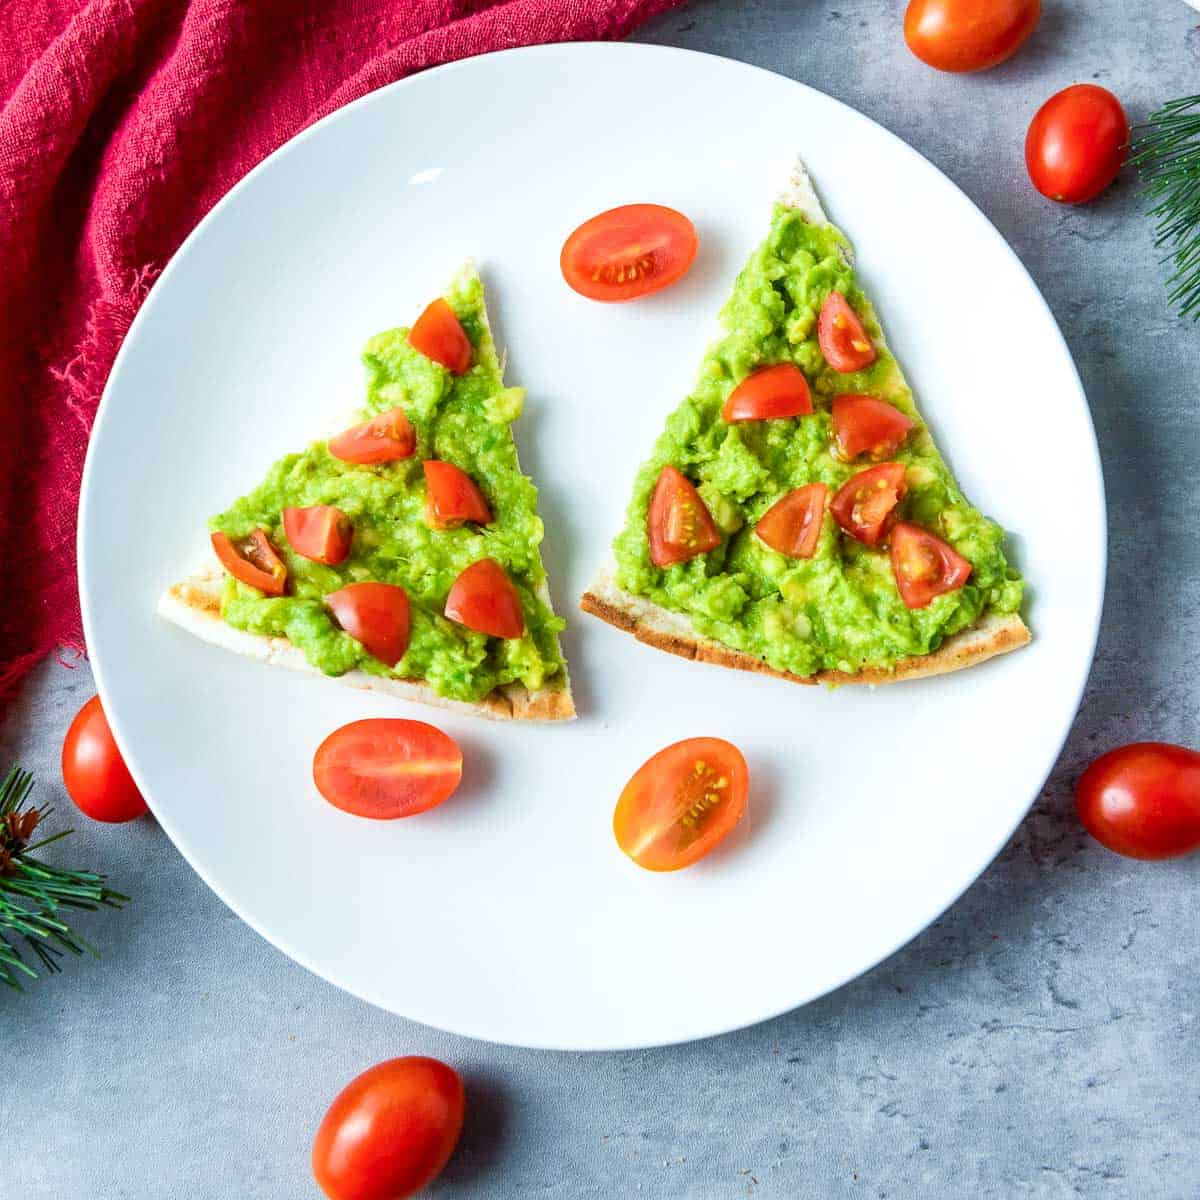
[0,767,128,991]
[1131,95,1200,321]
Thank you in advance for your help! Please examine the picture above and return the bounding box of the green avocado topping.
[611,203,1024,679]
[210,267,567,703]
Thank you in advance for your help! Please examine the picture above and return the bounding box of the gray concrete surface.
[4,3,1200,1196]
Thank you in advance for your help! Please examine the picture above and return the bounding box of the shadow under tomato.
[430,1069,510,1194]
[699,748,785,871]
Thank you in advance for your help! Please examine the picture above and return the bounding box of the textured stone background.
[4,3,1199,1196]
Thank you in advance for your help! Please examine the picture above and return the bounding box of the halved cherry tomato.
[62,695,147,824]
[904,0,1041,74]
[326,582,411,667]
[647,465,721,568]
[328,408,416,465]
[722,363,812,423]
[817,292,876,373]
[283,506,353,565]
[1076,743,1200,861]
[1026,84,1129,205]
[313,720,462,820]
[444,558,524,639]
[211,528,287,595]
[423,461,492,529]
[614,737,749,872]
[408,298,472,374]
[889,521,971,608]
[832,395,915,461]
[755,483,828,560]
[560,204,698,302]
[830,463,907,546]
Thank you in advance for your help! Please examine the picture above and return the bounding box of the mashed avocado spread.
[612,204,1024,678]
[210,268,567,703]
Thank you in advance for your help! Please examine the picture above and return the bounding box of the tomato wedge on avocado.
[832,395,915,461]
[328,407,416,465]
[614,737,749,872]
[423,460,492,529]
[561,204,698,302]
[283,505,352,566]
[818,291,876,373]
[408,298,472,374]
[756,483,827,559]
[647,465,721,568]
[830,463,906,546]
[445,559,525,639]
[326,582,411,667]
[313,719,462,820]
[722,363,813,423]
[890,522,971,608]
[211,529,287,595]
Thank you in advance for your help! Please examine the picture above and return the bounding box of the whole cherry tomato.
[904,0,1040,73]
[61,696,147,823]
[1026,84,1129,204]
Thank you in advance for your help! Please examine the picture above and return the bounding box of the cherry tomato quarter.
[328,408,416,466]
[62,696,147,824]
[326,583,411,668]
[646,465,722,568]
[423,461,492,529]
[904,0,1040,73]
[1026,84,1129,204]
[444,558,525,640]
[889,522,972,608]
[817,292,876,373]
[831,395,915,461]
[721,363,813,423]
[211,528,287,596]
[407,299,472,374]
[283,506,352,566]
[830,463,907,546]
[755,483,828,560]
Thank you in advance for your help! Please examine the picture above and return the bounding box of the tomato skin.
[904,0,1040,73]
[1076,743,1200,861]
[313,720,463,820]
[561,203,698,302]
[817,292,876,373]
[614,737,749,872]
[62,696,147,824]
[832,395,915,461]
[755,483,828,560]
[1026,84,1129,204]
[326,583,411,668]
[423,461,492,529]
[312,1057,466,1200]
[647,465,722,568]
[284,506,353,566]
[211,528,287,595]
[722,363,812,423]
[830,463,907,546]
[444,558,525,639]
[889,522,971,608]
[408,299,472,374]
[328,409,416,466]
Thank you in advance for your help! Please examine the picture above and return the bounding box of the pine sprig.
[0,767,127,991]
[1131,95,1200,321]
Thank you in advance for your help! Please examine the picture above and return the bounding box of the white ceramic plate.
[79,43,1104,1051]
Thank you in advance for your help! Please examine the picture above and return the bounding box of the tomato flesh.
[408,298,472,374]
[313,720,462,820]
[283,505,352,565]
[904,0,1041,73]
[755,483,828,560]
[830,463,906,546]
[1075,742,1200,861]
[444,558,525,639]
[326,582,411,667]
[817,292,876,373]
[328,408,416,465]
[61,695,147,824]
[560,204,698,302]
[211,528,287,595]
[614,738,749,872]
[722,363,813,423]
[647,465,721,568]
[423,460,492,529]
[1026,84,1129,204]
[832,395,915,461]
[889,522,971,608]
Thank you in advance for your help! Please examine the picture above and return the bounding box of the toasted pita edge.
[159,564,575,722]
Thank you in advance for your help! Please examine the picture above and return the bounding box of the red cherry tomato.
[721,363,813,423]
[1076,743,1200,861]
[830,463,907,546]
[817,292,876,374]
[613,737,749,872]
[423,461,492,529]
[1026,84,1129,204]
[408,299,472,374]
[312,1057,466,1200]
[313,721,463,820]
[755,483,828,560]
[646,465,722,568]
[889,522,971,608]
[283,506,353,566]
[831,395,915,461]
[328,408,416,466]
[326,583,411,667]
[61,696,147,824]
[444,558,525,639]
[904,0,1041,73]
[211,528,287,596]
[560,204,698,302]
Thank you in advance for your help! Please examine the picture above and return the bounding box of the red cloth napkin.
[0,0,684,700]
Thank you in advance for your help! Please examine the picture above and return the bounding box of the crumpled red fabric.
[0,0,684,702]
